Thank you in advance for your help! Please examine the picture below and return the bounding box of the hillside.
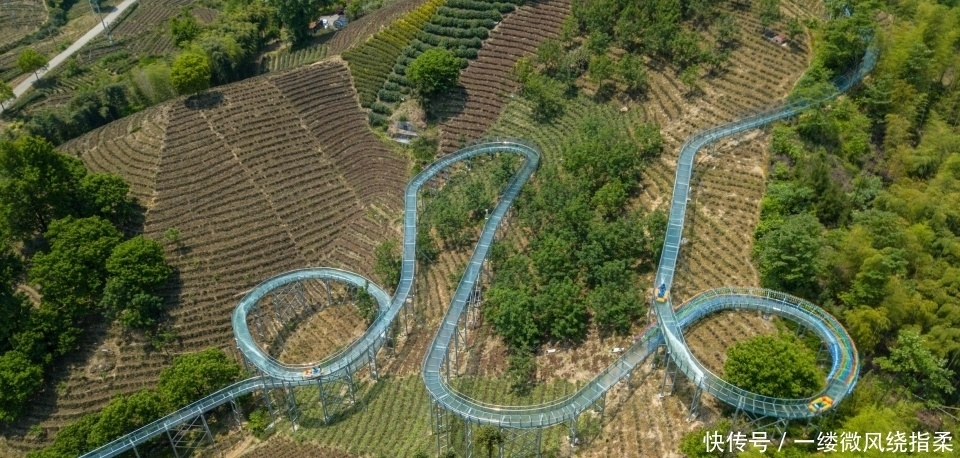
[0,60,407,453]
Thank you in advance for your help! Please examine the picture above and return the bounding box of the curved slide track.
[81,45,878,458]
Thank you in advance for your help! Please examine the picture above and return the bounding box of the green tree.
[843,306,891,356]
[505,352,536,395]
[588,54,614,88]
[587,283,642,336]
[407,48,462,97]
[535,39,564,75]
[354,283,378,325]
[755,213,823,300]
[170,51,211,95]
[474,426,504,458]
[274,0,316,46]
[679,65,701,93]
[539,279,588,342]
[560,117,646,192]
[416,230,439,265]
[757,0,780,30]
[875,329,955,405]
[87,390,164,447]
[0,136,87,239]
[0,246,29,352]
[724,334,823,398]
[0,351,44,422]
[30,216,123,311]
[488,285,539,351]
[616,54,648,95]
[80,173,136,228]
[786,17,803,43]
[170,10,202,46]
[157,348,241,410]
[520,73,565,121]
[17,48,48,80]
[30,413,98,457]
[0,82,13,110]
[99,236,171,329]
[713,12,739,49]
[374,240,401,291]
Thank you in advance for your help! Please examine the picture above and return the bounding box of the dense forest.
[682,0,960,453]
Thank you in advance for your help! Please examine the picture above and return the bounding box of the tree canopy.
[100,236,172,329]
[171,51,211,95]
[17,48,48,79]
[273,0,318,46]
[407,48,462,97]
[724,334,823,399]
[27,349,241,457]
[157,348,242,410]
[875,329,955,405]
[29,216,122,312]
[0,82,13,108]
[0,136,86,239]
[754,212,824,301]
[0,351,44,422]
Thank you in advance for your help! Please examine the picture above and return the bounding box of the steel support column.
[568,417,580,446]
[369,348,379,380]
[687,386,703,421]
[659,351,678,397]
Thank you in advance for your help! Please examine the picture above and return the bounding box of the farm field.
[229,1,818,456]
[0,0,47,50]
[0,60,408,454]
[326,0,430,57]
[0,0,104,86]
[436,0,571,153]
[0,0,826,453]
[241,437,361,458]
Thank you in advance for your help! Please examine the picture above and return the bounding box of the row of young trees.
[0,136,172,422]
[514,0,753,121]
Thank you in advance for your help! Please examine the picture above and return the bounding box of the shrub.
[407,47,462,96]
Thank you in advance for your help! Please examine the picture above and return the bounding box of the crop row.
[436,0,571,152]
[0,0,46,49]
[270,62,406,211]
[343,0,445,107]
[111,0,191,39]
[260,44,327,74]
[376,0,527,111]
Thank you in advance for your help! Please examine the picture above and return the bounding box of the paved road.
[0,0,139,115]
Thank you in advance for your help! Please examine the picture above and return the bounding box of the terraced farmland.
[326,0,430,56]
[0,60,409,454]
[0,0,46,49]
[3,0,824,454]
[342,0,444,107]
[260,44,327,74]
[436,0,571,153]
[60,106,168,204]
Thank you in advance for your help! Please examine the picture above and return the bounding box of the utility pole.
[88,0,113,45]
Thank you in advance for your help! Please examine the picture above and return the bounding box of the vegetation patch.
[343,0,445,107]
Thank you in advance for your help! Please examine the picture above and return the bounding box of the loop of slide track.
[81,42,879,457]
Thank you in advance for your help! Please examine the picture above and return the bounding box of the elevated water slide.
[80,44,878,458]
